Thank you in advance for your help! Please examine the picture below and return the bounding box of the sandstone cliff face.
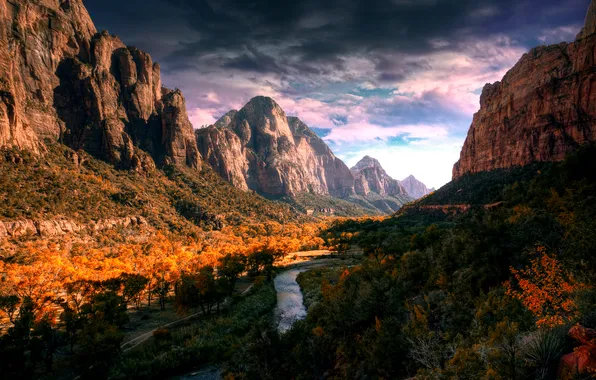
[0,216,148,240]
[196,96,354,197]
[0,0,200,170]
[351,156,408,197]
[453,0,596,179]
[401,175,433,199]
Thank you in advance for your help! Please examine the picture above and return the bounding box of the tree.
[175,266,220,315]
[120,273,149,309]
[505,246,585,328]
[248,252,274,280]
[75,289,127,378]
[218,254,247,295]
[0,295,20,323]
[153,276,171,311]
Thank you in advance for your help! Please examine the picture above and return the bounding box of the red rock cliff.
[453,0,596,179]
[0,0,200,170]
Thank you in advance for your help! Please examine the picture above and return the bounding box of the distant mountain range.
[196,97,417,213]
[400,175,434,199]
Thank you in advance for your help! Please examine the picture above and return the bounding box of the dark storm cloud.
[84,0,587,79]
[221,45,286,74]
[82,0,589,188]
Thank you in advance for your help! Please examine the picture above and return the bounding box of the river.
[273,259,343,333]
[274,268,309,333]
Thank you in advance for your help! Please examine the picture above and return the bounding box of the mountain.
[401,175,434,199]
[0,0,200,171]
[453,0,596,179]
[0,0,305,233]
[351,156,406,197]
[196,100,413,214]
[348,156,412,213]
[196,96,354,197]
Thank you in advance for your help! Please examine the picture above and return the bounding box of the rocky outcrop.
[453,0,596,179]
[351,156,408,197]
[401,175,433,199]
[559,325,596,379]
[349,156,413,213]
[196,96,354,197]
[577,0,596,39]
[0,0,200,170]
[0,216,148,239]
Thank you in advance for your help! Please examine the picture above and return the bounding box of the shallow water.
[273,268,308,333]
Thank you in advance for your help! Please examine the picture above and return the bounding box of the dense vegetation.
[113,281,277,379]
[4,142,596,379]
[276,193,385,217]
[0,217,328,378]
[0,144,298,233]
[226,145,596,379]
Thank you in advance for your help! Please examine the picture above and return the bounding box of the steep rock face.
[351,156,408,197]
[578,0,596,39]
[0,216,148,239]
[401,175,433,199]
[195,121,248,190]
[348,156,412,213]
[453,1,596,179]
[0,0,96,152]
[196,96,354,197]
[0,0,200,170]
[288,117,355,197]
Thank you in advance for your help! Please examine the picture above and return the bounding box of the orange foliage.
[0,221,329,324]
[505,246,586,328]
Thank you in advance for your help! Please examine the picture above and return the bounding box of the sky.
[84,0,589,189]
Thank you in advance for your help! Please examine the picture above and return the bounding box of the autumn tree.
[218,254,247,295]
[505,246,585,328]
[248,251,274,279]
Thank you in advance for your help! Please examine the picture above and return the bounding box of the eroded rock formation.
[196,96,354,197]
[453,0,596,179]
[559,325,596,379]
[351,156,408,197]
[401,175,433,199]
[0,216,148,239]
[349,156,413,213]
[0,0,200,170]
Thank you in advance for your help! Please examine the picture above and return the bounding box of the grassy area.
[111,281,277,379]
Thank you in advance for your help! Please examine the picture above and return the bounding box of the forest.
[219,145,596,379]
[0,217,331,378]
[2,145,596,379]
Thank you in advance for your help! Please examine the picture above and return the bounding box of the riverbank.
[115,253,360,379]
[274,257,360,333]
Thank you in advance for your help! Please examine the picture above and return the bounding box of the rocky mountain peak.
[229,96,294,148]
[0,0,201,171]
[351,155,383,171]
[453,0,596,179]
[351,156,407,198]
[196,97,354,197]
[578,0,596,39]
[212,110,238,129]
[401,175,433,200]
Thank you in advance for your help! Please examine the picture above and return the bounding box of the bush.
[152,328,171,341]
[522,328,569,380]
